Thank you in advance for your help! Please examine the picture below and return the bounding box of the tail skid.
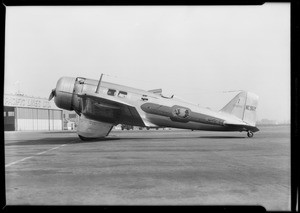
[220,91,259,126]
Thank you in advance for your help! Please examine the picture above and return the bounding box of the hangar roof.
[4,93,61,110]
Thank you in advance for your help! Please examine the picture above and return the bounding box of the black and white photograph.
[4,3,291,210]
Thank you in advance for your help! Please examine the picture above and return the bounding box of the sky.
[4,3,290,122]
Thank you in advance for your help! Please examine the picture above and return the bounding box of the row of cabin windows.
[107,89,128,98]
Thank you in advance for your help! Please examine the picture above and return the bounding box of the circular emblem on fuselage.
[172,106,190,119]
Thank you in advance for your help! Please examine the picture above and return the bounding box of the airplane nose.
[53,77,76,110]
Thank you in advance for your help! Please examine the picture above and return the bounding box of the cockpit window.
[76,77,85,84]
[107,89,116,96]
[118,91,127,98]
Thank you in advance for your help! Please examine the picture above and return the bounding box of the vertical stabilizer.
[243,92,259,126]
[220,91,258,126]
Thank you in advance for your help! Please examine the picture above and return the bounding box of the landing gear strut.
[247,131,254,138]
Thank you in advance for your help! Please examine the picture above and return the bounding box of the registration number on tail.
[245,105,256,111]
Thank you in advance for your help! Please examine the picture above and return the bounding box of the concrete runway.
[5,125,290,210]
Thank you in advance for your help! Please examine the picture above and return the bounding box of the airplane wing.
[77,92,145,127]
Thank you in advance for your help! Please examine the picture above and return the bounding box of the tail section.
[243,92,259,126]
[220,91,259,126]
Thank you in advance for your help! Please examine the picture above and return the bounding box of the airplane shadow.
[5,135,246,146]
[107,136,246,140]
[42,131,77,134]
[5,137,120,146]
[198,136,246,139]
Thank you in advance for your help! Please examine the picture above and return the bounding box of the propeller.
[48,89,56,101]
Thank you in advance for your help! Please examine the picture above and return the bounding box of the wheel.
[247,131,254,138]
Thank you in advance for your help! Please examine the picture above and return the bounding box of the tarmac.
[4,125,290,210]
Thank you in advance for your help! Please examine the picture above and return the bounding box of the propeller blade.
[48,89,56,101]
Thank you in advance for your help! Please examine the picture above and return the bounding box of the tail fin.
[220,91,259,126]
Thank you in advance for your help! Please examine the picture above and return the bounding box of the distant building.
[113,124,122,130]
[113,124,170,131]
[4,93,63,131]
[257,119,279,125]
[257,119,291,126]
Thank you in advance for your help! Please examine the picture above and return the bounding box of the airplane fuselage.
[50,76,259,139]
[54,77,255,132]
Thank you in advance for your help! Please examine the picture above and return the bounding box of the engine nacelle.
[54,77,76,111]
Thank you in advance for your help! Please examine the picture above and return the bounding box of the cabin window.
[118,91,127,98]
[107,89,116,96]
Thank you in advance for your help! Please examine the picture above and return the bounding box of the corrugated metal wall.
[16,108,63,131]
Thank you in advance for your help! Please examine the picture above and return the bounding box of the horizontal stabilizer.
[224,123,259,132]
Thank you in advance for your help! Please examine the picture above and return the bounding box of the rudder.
[243,92,259,126]
[220,91,258,126]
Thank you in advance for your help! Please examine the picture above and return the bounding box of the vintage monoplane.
[49,75,259,140]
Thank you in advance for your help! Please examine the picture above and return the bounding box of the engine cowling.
[53,77,76,111]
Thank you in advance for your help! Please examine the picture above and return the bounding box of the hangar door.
[15,108,62,131]
[49,110,63,130]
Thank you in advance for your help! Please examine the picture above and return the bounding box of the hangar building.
[4,94,63,131]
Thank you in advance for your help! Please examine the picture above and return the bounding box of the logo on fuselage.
[173,107,190,119]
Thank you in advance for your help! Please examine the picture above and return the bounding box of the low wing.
[77,92,145,127]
